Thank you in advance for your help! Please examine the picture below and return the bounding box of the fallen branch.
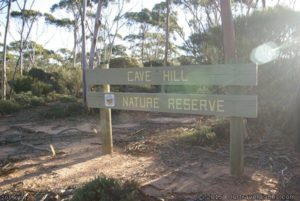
[20,142,51,153]
[56,128,84,135]
[130,128,145,135]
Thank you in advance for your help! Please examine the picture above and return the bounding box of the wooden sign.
[87,92,257,118]
[86,63,257,86]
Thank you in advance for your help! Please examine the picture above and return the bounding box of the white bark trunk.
[2,0,12,100]
[89,0,103,69]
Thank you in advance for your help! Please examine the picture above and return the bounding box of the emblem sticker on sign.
[105,94,115,107]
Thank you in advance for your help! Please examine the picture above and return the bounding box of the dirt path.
[0,103,299,200]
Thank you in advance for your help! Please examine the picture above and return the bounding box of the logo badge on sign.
[105,94,115,107]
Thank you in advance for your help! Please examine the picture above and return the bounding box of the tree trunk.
[19,1,27,77]
[81,0,88,105]
[220,0,245,177]
[2,0,12,100]
[141,25,145,64]
[262,0,266,8]
[164,0,170,67]
[220,0,236,62]
[89,0,103,69]
[162,0,170,93]
[73,25,78,68]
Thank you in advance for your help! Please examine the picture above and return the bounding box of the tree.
[164,0,170,67]
[1,0,12,100]
[220,0,245,178]
[10,2,42,76]
[88,0,103,69]
[99,0,130,64]
[81,0,88,105]
[50,0,81,68]
[124,8,153,63]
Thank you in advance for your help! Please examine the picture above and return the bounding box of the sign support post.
[100,64,113,154]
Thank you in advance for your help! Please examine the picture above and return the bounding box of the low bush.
[109,57,142,68]
[45,92,77,103]
[59,95,77,103]
[10,76,53,96]
[31,80,52,96]
[14,92,45,107]
[0,100,22,115]
[42,103,87,119]
[11,76,33,94]
[71,176,142,201]
[179,126,217,146]
[30,96,45,106]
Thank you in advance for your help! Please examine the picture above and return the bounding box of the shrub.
[44,92,77,103]
[10,74,54,96]
[71,176,141,201]
[59,95,77,103]
[0,100,22,115]
[30,96,45,106]
[53,67,82,96]
[179,126,217,146]
[14,92,45,107]
[10,76,33,93]
[44,92,61,102]
[109,57,142,68]
[14,92,34,107]
[28,68,53,83]
[31,80,52,96]
[143,59,171,67]
[42,103,87,119]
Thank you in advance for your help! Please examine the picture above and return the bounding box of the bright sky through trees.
[0,0,163,51]
[1,0,299,51]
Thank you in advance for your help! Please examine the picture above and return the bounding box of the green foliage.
[28,68,52,82]
[14,92,45,107]
[0,100,22,115]
[11,76,33,94]
[28,68,66,94]
[71,176,141,201]
[44,13,74,28]
[179,126,217,146]
[111,45,128,57]
[31,81,53,96]
[176,56,197,65]
[44,92,76,103]
[143,59,171,67]
[53,67,82,96]
[58,95,77,103]
[42,103,87,119]
[235,6,300,61]
[11,10,42,20]
[109,57,142,68]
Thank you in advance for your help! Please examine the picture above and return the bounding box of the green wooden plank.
[87,92,257,118]
[86,63,257,86]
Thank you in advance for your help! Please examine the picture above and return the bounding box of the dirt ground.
[0,102,299,201]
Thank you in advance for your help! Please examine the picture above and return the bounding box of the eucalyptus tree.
[10,2,42,76]
[151,1,183,64]
[124,8,153,63]
[50,0,82,68]
[44,13,76,67]
[98,0,130,65]
[1,0,13,100]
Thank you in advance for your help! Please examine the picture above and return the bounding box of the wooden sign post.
[100,64,113,154]
[86,63,257,176]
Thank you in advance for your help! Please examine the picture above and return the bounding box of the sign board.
[86,63,257,86]
[87,92,257,118]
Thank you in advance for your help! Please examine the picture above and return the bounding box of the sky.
[0,0,300,52]
[0,0,164,51]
